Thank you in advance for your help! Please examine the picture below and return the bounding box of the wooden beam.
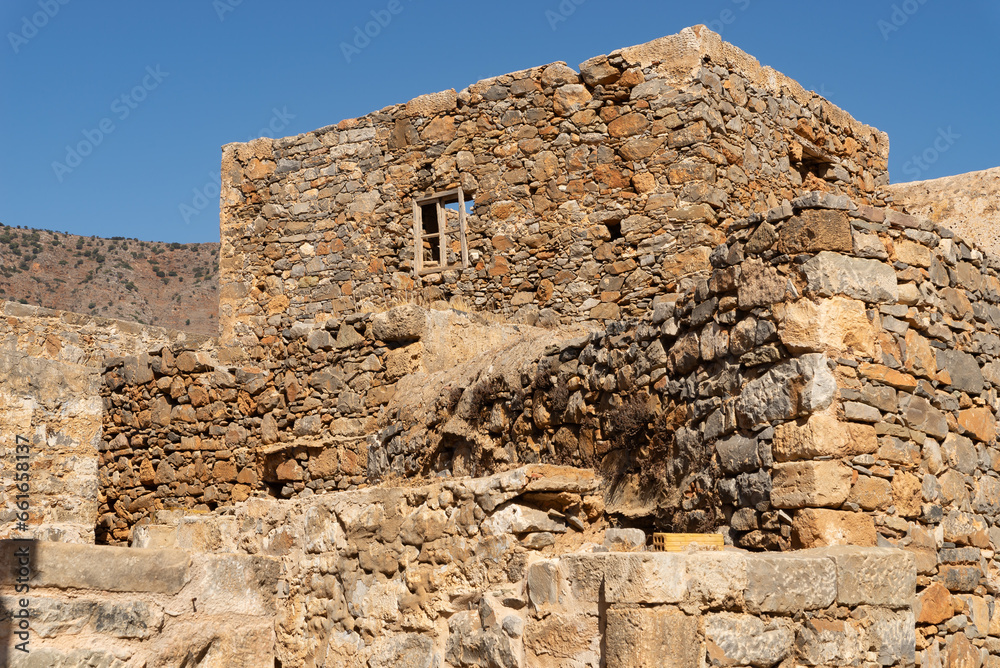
[436,199,447,267]
[458,187,469,268]
[412,199,421,275]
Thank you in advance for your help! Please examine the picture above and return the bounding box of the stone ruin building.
[2,24,999,667]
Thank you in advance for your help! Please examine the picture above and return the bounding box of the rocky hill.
[887,166,1000,256]
[0,223,219,335]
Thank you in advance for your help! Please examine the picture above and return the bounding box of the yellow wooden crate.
[651,533,724,552]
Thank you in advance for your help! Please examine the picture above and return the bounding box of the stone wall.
[325,192,1000,664]
[97,306,578,543]
[0,539,277,666]
[128,465,915,668]
[217,25,888,352]
[0,302,209,544]
[100,187,1000,664]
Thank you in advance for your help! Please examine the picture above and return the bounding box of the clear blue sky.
[1,0,997,243]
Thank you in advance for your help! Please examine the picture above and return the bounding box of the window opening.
[412,188,470,275]
[420,202,442,266]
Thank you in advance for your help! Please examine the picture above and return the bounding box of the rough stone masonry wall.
[0,302,207,544]
[360,191,1000,666]
[97,306,573,544]
[129,466,916,668]
[217,25,888,353]
[99,191,1000,666]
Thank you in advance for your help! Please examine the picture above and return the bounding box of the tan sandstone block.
[771,461,853,508]
[917,582,954,624]
[792,509,877,548]
[405,88,457,117]
[959,407,996,443]
[773,413,874,462]
[848,476,892,511]
[903,329,940,381]
[892,471,923,518]
[606,608,699,668]
[895,239,932,268]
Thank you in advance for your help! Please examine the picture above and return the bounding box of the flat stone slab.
[745,553,837,612]
[0,540,190,594]
[803,545,916,608]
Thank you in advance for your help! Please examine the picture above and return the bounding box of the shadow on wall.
[0,539,37,664]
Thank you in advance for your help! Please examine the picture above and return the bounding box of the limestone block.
[524,610,599,666]
[9,596,165,640]
[735,355,836,429]
[895,239,932,267]
[606,607,699,668]
[146,618,277,668]
[553,84,592,116]
[854,231,889,259]
[8,648,128,668]
[0,542,190,594]
[335,323,365,349]
[558,553,612,603]
[188,554,280,617]
[942,510,990,546]
[130,524,178,549]
[899,393,949,439]
[715,434,761,474]
[903,329,940,380]
[371,304,428,343]
[608,113,650,138]
[937,349,985,394]
[306,329,333,351]
[777,209,853,254]
[602,553,686,604]
[847,475,892,511]
[578,55,619,86]
[176,516,237,552]
[773,413,865,462]
[484,504,566,536]
[942,433,978,475]
[791,509,877,548]
[604,528,646,551]
[808,545,916,608]
[540,62,580,87]
[405,88,457,116]
[892,471,923,518]
[370,633,439,668]
[916,582,954,624]
[973,475,1000,515]
[770,461,852,509]
[526,560,562,609]
[863,609,916,666]
[803,251,898,303]
[939,564,982,592]
[738,257,787,308]
[685,550,748,608]
[775,297,876,357]
[704,613,794,667]
[795,618,862,667]
[958,406,996,443]
[744,553,836,612]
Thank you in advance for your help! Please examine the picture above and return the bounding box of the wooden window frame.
[412,187,469,276]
